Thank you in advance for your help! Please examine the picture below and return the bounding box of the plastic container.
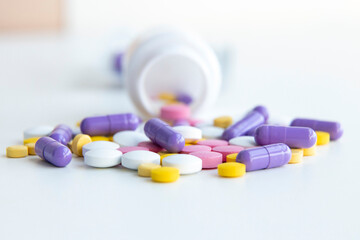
[123,30,222,117]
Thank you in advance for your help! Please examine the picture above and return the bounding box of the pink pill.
[160,104,190,121]
[196,139,229,148]
[212,145,244,162]
[188,118,203,126]
[117,146,149,154]
[181,145,211,154]
[137,141,164,152]
[190,151,223,169]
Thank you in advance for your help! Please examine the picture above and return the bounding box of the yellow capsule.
[226,153,238,162]
[218,162,246,178]
[72,134,92,157]
[303,145,316,156]
[214,116,233,128]
[25,143,36,155]
[316,131,330,145]
[23,137,40,145]
[91,136,110,142]
[151,167,179,183]
[138,163,161,177]
[160,153,177,165]
[6,145,28,158]
[288,149,303,164]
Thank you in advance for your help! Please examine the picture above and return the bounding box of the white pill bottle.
[124,29,222,117]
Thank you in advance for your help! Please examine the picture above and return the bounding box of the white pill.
[229,136,257,148]
[173,126,202,141]
[113,131,149,147]
[199,126,224,139]
[121,150,160,170]
[23,125,54,139]
[84,149,122,168]
[82,141,120,156]
[162,154,202,174]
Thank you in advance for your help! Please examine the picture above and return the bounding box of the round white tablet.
[173,126,202,141]
[121,150,160,170]
[82,141,120,156]
[229,136,257,148]
[23,125,54,139]
[113,131,149,147]
[162,154,202,174]
[84,149,122,168]
[198,126,224,139]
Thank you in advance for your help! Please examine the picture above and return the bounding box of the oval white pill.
[229,136,257,148]
[121,150,160,170]
[199,126,224,139]
[84,149,122,168]
[113,131,149,147]
[162,154,202,174]
[82,141,120,156]
[23,125,54,139]
[173,126,202,141]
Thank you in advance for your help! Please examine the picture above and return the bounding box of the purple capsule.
[222,106,269,141]
[144,118,185,153]
[176,93,193,105]
[173,119,190,127]
[255,125,317,148]
[81,113,141,136]
[236,143,291,171]
[49,124,72,145]
[35,137,72,167]
[290,118,343,140]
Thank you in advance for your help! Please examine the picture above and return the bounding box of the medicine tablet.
[113,131,149,147]
[122,150,160,170]
[212,145,244,162]
[84,149,122,168]
[35,137,72,167]
[91,136,110,142]
[172,126,202,142]
[190,151,222,169]
[25,143,36,155]
[138,163,161,177]
[226,153,238,162]
[137,141,163,153]
[158,92,176,101]
[72,134,92,157]
[316,131,330,145]
[117,146,149,154]
[23,137,40,145]
[303,145,316,156]
[196,139,228,148]
[151,167,180,183]
[82,141,120,156]
[199,126,224,139]
[229,136,257,148]
[6,145,28,158]
[160,104,190,121]
[162,154,202,174]
[288,149,303,164]
[23,125,53,139]
[181,145,211,154]
[218,162,246,178]
[213,116,233,128]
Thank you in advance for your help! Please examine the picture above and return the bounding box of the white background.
[1,0,360,239]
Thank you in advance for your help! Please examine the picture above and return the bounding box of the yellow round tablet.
[25,143,36,155]
[214,116,233,128]
[6,145,28,158]
[138,163,161,177]
[316,131,330,145]
[160,153,177,165]
[23,137,40,145]
[158,92,176,101]
[226,153,238,162]
[218,162,246,178]
[151,167,180,183]
[303,145,316,156]
[91,136,110,142]
[72,134,92,157]
[288,149,303,164]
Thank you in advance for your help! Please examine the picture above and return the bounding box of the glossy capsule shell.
[222,106,269,141]
[255,125,317,149]
[80,113,140,136]
[49,124,73,145]
[35,137,72,167]
[290,118,343,140]
[144,118,185,153]
[236,143,291,171]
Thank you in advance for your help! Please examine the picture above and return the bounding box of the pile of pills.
[6,95,343,183]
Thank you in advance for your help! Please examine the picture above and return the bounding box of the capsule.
[236,143,291,171]
[80,113,140,136]
[222,106,269,141]
[35,137,72,167]
[290,118,343,140]
[144,118,185,153]
[255,125,317,148]
[49,124,72,145]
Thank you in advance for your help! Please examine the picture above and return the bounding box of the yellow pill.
[303,145,316,156]
[138,163,162,177]
[6,145,28,158]
[193,138,206,144]
[226,153,238,162]
[25,143,36,155]
[91,136,110,142]
[108,136,114,141]
[76,121,82,127]
[214,116,233,128]
[23,137,40,145]
[160,153,177,165]
[288,149,303,164]
[151,167,180,183]
[158,92,176,101]
[72,134,92,157]
[316,131,330,145]
[218,162,246,178]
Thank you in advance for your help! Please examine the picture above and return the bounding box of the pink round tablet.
[117,146,149,154]
[188,118,203,126]
[212,145,244,162]
[160,104,190,121]
[196,139,229,148]
[181,145,211,154]
[190,151,223,169]
[137,141,164,152]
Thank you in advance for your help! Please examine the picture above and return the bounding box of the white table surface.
[0,34,359,240]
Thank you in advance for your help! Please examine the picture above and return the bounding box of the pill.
[229,136,257,148]
[303,145,316,156]
[122,150,160,170]
[72,134,92,157]
[25,143,36,155]
[49,124,73,145]
[214,116,233,128]
[190,151,222,169]
[160,104,190,121]
[176,93,193,105]
[138,163,161,177]
[137,141,163,153]
[172,126,202,142]
[222,106,269,141]
[151,167,180,183]
[113,130,149,147]
[23,125,53,139]
[162,154,202,174]
[6,145,28,158]
[35,137,72,167]
[173,119,190,127]
[199,126,224,139]
[23,137,40,145]
[80,113,141,136]
[144,118,185,153]
[316,131,330,145]
[289,149,303,164]
[91,136,110,141]
[212,145,244,162]
[196,139,229,148]
[84,149,122,168]
[226,153,238,162]
[82,141,120,156]
[159,153,177,165]
[218,162,246,178]
[290,118,343,140]
[236,143,291,171]
[117,146,149,154]
[181,145,212,154]
[158,92,176,101]
[254,125,317,148]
